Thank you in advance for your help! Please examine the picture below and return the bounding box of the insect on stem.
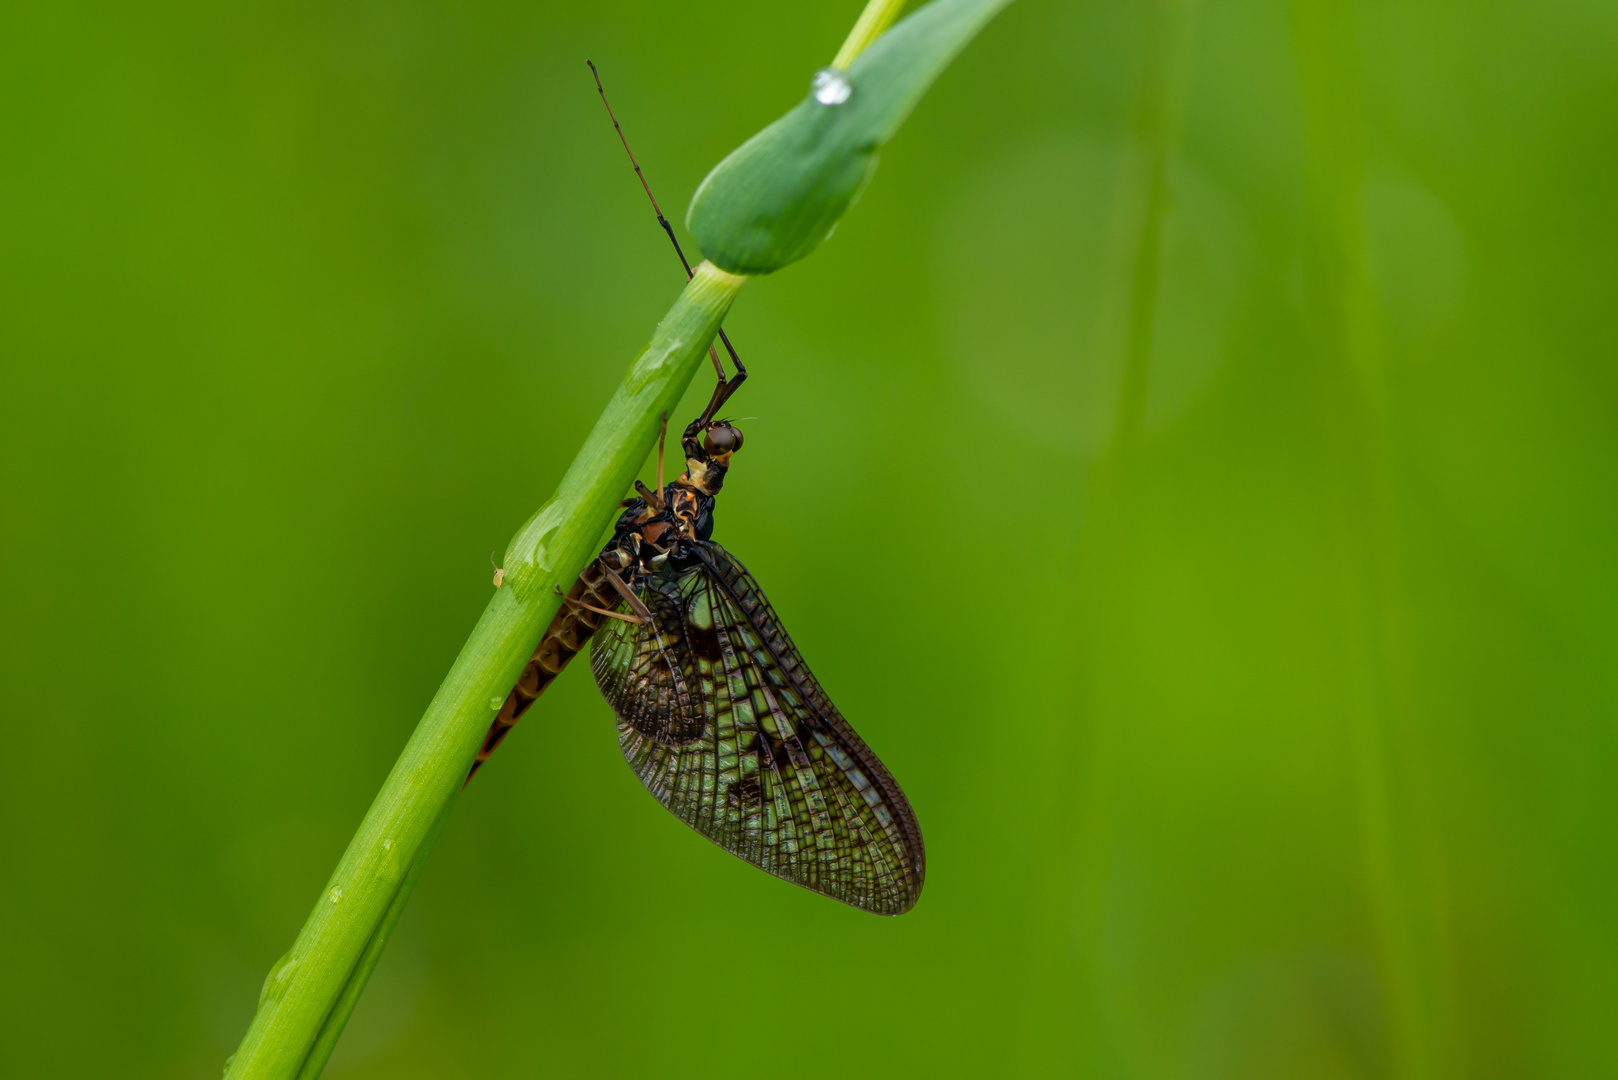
[585,59,747,394]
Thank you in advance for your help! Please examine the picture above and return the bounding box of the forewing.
[590,543,925,915]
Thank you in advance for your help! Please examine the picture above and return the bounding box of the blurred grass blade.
[687,0,1013,275]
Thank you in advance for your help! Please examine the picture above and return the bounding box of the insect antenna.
[586,58,747,415]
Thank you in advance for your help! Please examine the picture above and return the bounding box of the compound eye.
[702,423,743,455]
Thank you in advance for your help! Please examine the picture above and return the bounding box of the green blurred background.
[2,0,1615,1076]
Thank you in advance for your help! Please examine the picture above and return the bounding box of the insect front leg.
[555,584,646,625]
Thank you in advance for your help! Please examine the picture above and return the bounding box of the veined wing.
[590,542,925,915]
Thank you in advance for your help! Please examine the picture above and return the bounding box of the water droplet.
[488,696,503,710]
[328,886,343,904]
[812,68,852,106]
[381,838,393,851]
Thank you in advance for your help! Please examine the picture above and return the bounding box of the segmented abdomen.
[466,559,621,782]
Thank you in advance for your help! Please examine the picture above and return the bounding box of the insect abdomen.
[466,560,622,782]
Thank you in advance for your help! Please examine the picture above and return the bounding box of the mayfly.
[469,64,924,915]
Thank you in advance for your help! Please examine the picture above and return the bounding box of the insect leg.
[587,60,747,391]
[601,568,655,622]
[556,583,645,625]
[695,363,748,427]
[655,409,667,496]
[634,480,665,513]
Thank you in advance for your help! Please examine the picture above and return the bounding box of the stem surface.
[834,0,909,69]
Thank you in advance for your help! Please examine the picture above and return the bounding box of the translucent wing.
[590,542,925,914]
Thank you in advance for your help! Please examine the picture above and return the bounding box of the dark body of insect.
[472,414,925,915]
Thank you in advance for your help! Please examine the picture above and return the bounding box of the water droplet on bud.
[812,68,852,106]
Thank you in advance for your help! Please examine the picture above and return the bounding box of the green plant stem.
[292,794,455,1080]
[224,261,746,1080]
[833,0,907,69]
